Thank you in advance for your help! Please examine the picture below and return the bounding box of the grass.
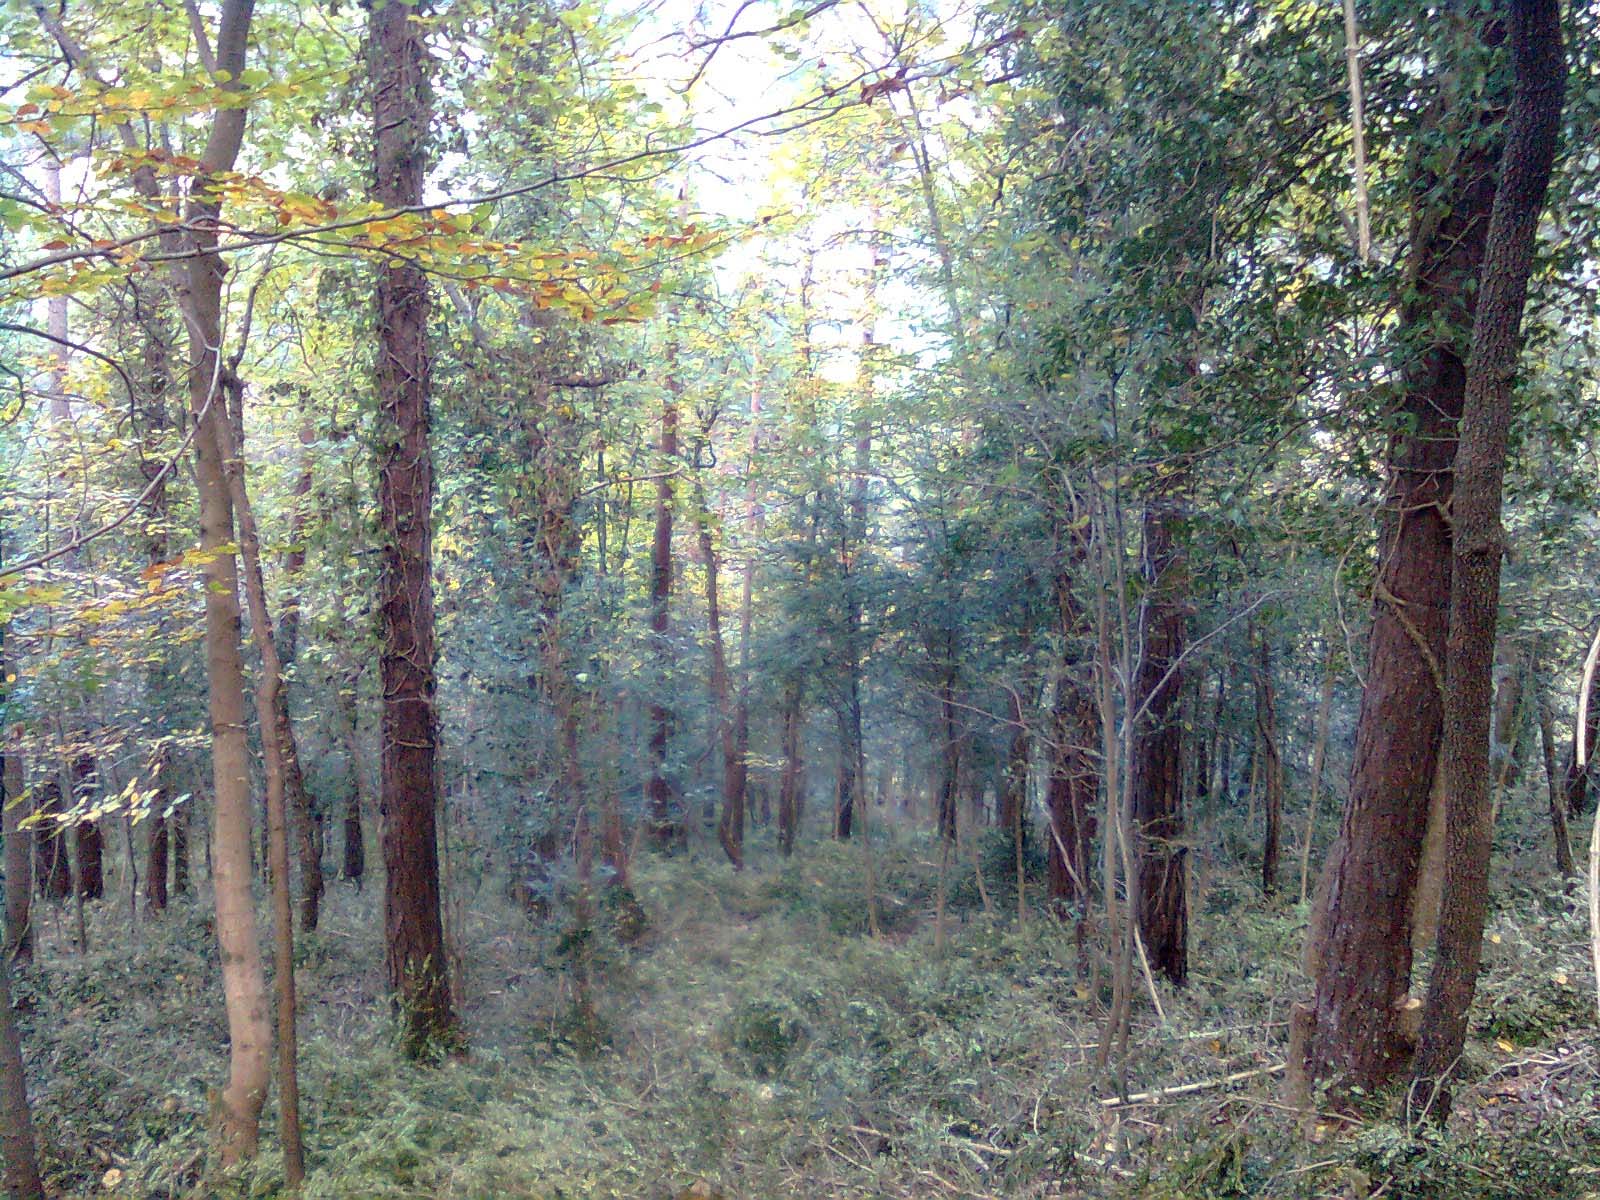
[12,815,1599,1198]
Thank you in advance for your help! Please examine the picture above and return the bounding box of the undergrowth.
[11,817,1597,1198]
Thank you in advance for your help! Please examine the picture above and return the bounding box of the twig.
[1099,1063,1286,1109]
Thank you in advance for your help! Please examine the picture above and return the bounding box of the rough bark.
[1,588,31,962]
[0,946,42,1200]
[777,681,804,857]
[1295,60,1505,1100]
[72,749,102,902]
[1537,664,1576,877]
[32,778,67,903]
[646,368,681,850]
[1412,0,1564,1115]
[1131,503,1188,985]
[695,485,742,869]
[372,0,457,1055]
[1255,632,1283,896]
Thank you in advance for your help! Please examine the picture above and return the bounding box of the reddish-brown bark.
[1296,69,1505,1099]
[1131,504,1188,985]
[372,0,457,1054]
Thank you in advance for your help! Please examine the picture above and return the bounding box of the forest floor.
[13,820,1599,1199]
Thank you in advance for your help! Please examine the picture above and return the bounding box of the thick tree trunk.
[33,778,67,902]
[372,0,457,1056]
[1412,0,1564,1115]
[0,947,42,1200]
[72,751,102,901]
[1131,504,1187,985]
[1295,68,1504,1101]
[1046,674,1096,913]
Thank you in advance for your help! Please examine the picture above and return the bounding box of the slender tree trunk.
[1411,0,1564,1115]
[725,376,761,862]
[171,795,190,897]
[936,651,961,844]
[1298,641,1337,905]
[1537,663,1576,878]
[214,381,305,1184]
[695,485,742,869]
[278,409,323,930]
[1131,503,1187,985]
[1255,631,1283,896]
[1563,654,1600,816]
[372,0,457,1054]
[777,681,804,857]
[1,579,32,962]
[646,369,681,849]
[1294,57,1505,1100]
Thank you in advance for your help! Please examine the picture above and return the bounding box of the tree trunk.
[171,793,190,897]
[71,750,102,901]
[277,409,323,929]
[1294,60,1504,1101]
[1537,661,1576,877]
[695,484,742,869]
[214,380,305,1183]
[646,367,681,849]
[777,681,804,857]
[1131,503,1187,985]
[372,0,457,1056]
[145,754,169,915]
[1411,0,1564,1115]
[936,653,961,844]
[1563,656,1600,816]
[0,946,42,1200]
[1,587,31,962]
[1255,631,1283,896]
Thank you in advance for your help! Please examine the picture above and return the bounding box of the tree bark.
[1563,656,1600,816]
[1411,0,1564,1116]
[0,946,42,1200]
[695,484,742,869]
[1295,55,1505,1100]
[1,585,31,962]
[1255,630,1283,896]
[213,380,305,1183]
[1131,503,1187,985]
[1537,661,1576,877]
[646,366,681,850]
[777,681,805,857]
[371,0,457,1055]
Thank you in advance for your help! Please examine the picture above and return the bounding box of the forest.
[0,0,1596,1196]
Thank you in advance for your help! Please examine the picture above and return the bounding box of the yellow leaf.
[102,1167,124,1190]
[1495,1038,1516,1054]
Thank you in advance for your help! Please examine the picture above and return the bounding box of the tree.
[1295,13,1509,1100]
[371,0,458,1055]
[1411,0,1566,1117]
